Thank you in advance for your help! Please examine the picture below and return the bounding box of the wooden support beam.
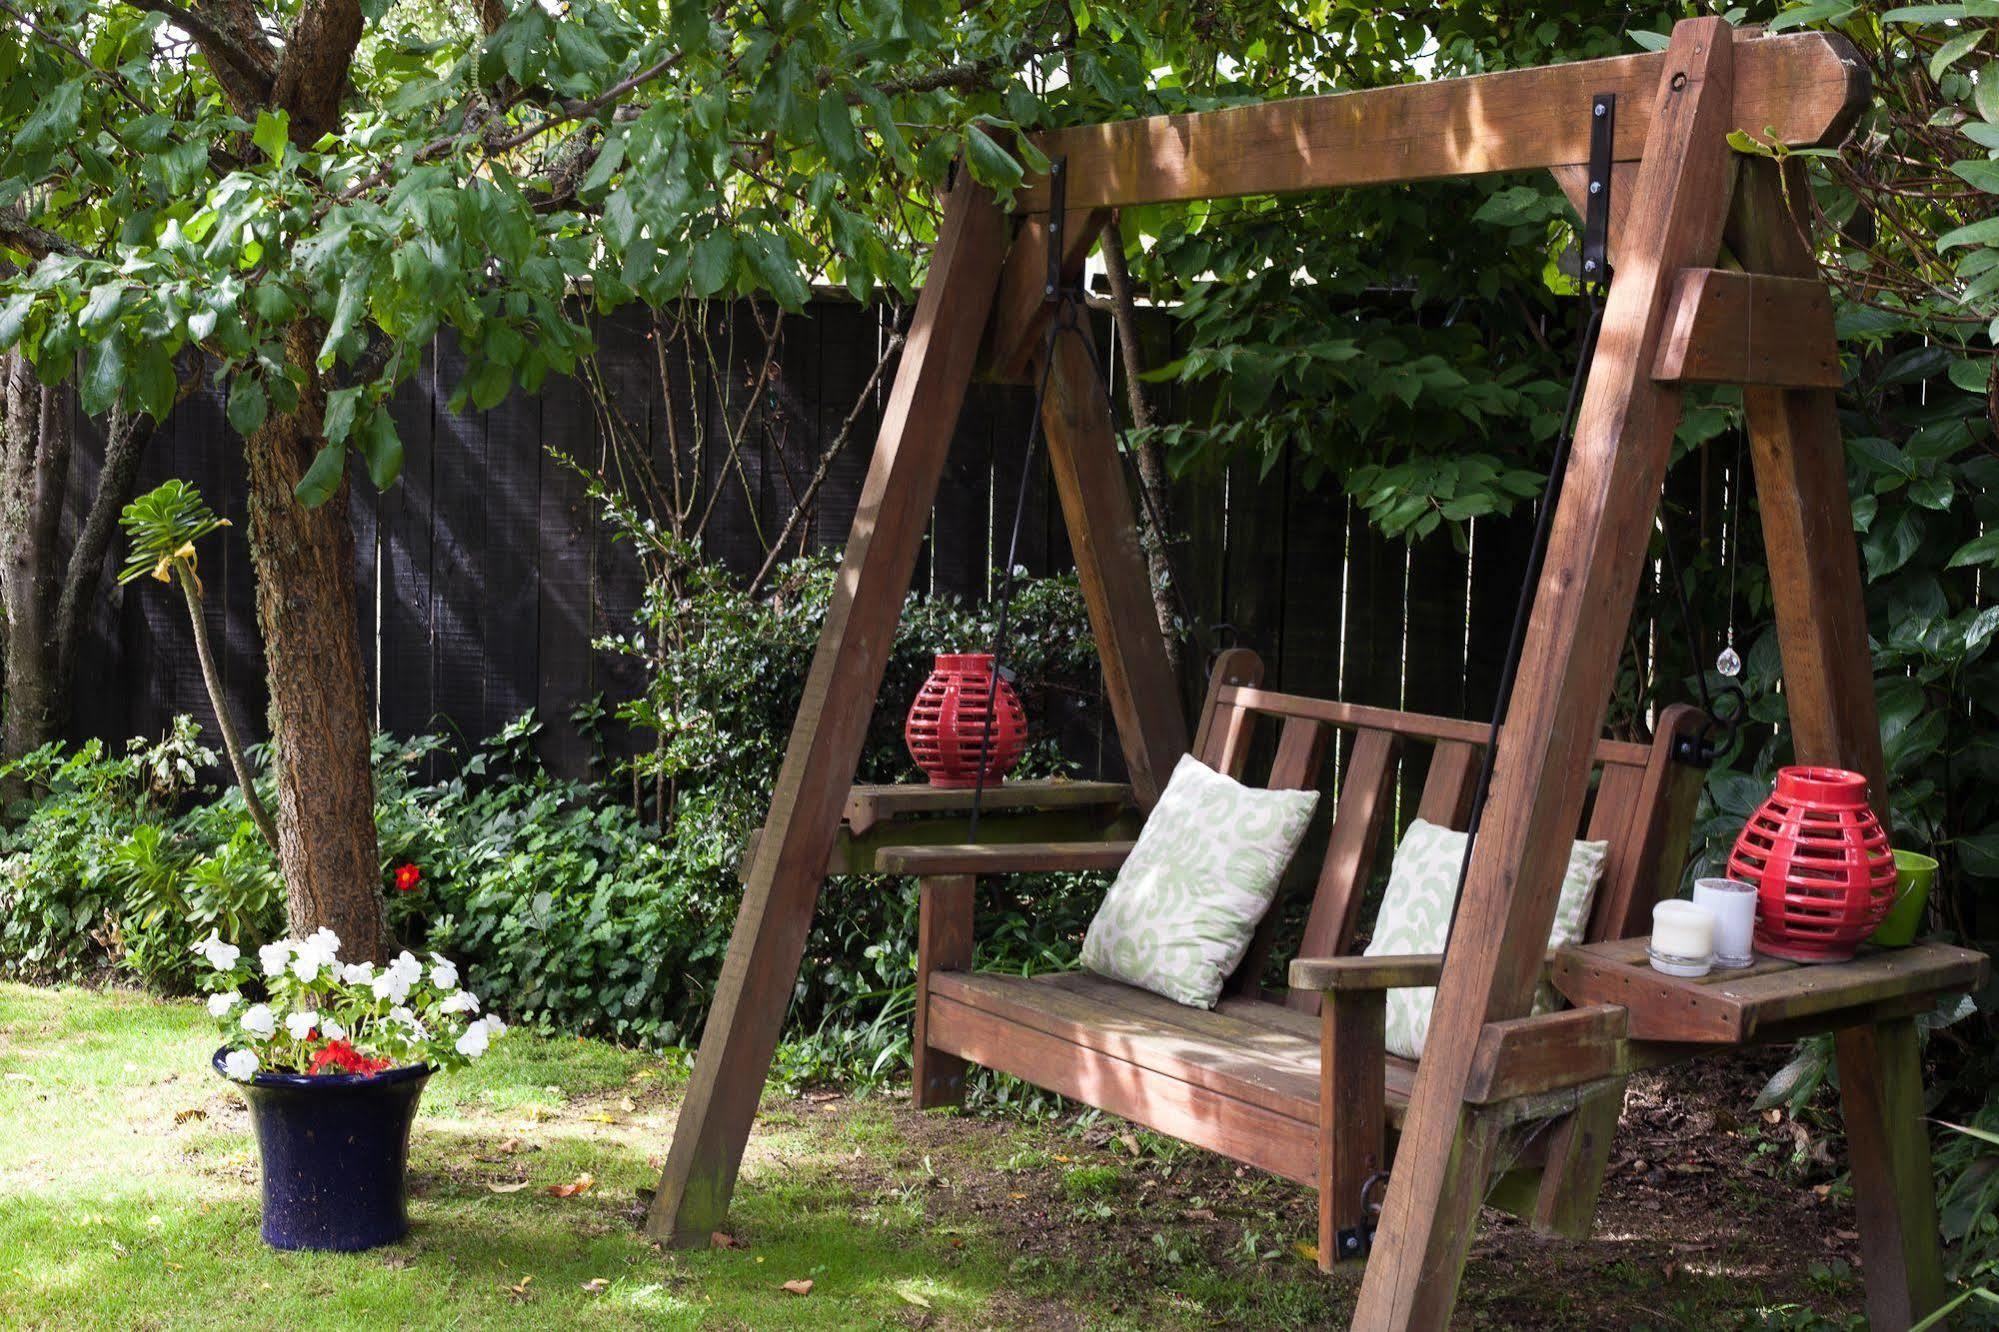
[1353,23,1740,1328]
[982,208,1108,383]
[1652,268,1843,387]
[1551,162,1637,266]
[914,875,975,1109]
[1726,158,1890,805]
[1319,989,1386,1271]
[1835,1017,1949,1328]
[1017,32,1863,211]
[1034,319,1190,808]
[645,179,1010,1245]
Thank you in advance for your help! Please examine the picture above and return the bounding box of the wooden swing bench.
[653,21,1988,1328]
[880,651,1984,1273]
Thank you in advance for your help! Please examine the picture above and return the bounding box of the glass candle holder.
[1648,899,1716,978]
[1693,877,1757,968]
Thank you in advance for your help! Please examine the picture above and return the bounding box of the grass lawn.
[0,982,1871,1329]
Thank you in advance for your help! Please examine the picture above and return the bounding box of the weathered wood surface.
[874,840,1136,875]
[1652,268,1843,388]
[1016,32,1864,211]
[1354,26,1742,1327]
[1463,1004,1631,1104]
[843,779,1132,833]
[648,180,1011,1246]
[1588,702,1710,941]
[1217,686,1656,767]
[1837,1017,1949,1328]
[981,208,1109,383]
[1727,158,1891,810]
[1552,937,1988,1043]
[1291,728,1401,1009]
[1034,318,1190,808]
[1320,988,1387,1270]
[1290,953,1449,994]
[913,875,974,1109]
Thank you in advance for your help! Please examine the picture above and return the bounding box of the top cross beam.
[1012,31,1867,212]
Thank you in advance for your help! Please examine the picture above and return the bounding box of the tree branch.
[118,0,276,104]
[270,0,363,143]
[54,401,156,685]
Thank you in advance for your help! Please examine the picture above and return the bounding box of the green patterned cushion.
[1364,817,1607,1059]
[1080,753,1319,1009]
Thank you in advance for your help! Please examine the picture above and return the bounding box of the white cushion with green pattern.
[1365,817,1607,1059]
[1080,753,1319,1009]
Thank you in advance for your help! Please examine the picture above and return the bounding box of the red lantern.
[904,652,1027,788]
[1726,766,1897,963]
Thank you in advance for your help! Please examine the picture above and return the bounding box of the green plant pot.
[1868,849,1938,948]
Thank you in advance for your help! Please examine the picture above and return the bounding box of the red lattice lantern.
[1726,766,1897,963]
[904,652,1027,788]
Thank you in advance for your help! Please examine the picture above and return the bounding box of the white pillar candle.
[1649,899,1716,977]
[1692,877,1757,968]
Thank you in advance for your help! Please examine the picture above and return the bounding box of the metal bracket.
[1044,157,1070,303]
[1580,93,1615,288]
[1333,1171,1390,1262]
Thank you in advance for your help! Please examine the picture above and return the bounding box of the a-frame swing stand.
[649,22,1965,1328]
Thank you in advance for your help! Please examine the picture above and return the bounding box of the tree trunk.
[1099,218,1181,674]
[0,354,71,805]
[0,355,160,809]
[241,324,382,958]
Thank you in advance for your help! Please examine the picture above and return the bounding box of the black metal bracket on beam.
[1580,93,1615,289]
[1044,156,1070,304]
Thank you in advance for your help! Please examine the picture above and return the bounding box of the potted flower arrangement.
[192,927,507,1251]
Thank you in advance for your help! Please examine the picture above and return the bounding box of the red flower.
[393,863,422,893]
[310,1038,391,1076]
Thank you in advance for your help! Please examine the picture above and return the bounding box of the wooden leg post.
[1354,22,1739,1327]
[1835,1018,1947,1330]
[913,875,974,1110]
[1034,322,1189,809]
[645,181,1010,1245]
[1532,1082,1623,1239]
[1319,988,1386,1271]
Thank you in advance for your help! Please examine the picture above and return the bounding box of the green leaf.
[292,442,346,508]
[323,386,362,445]
[690,230,734,298]
[816,90,859,170]
[1938,215,1999,251]
[1958,832,1999,877]
[226,375,267,436]
[253,109,290,165]
[81,338,125,416]
[1950,158,1999,193]
[963,125,1024,194]
[1932,30,1983,80]
[1947,529,1999,568]
[0,294,31,350]
[359,405,402,489]
[1882,4,1968,21]
[79,282,125,334]
[1979,60,1999,122]
[1628,29,1671,49]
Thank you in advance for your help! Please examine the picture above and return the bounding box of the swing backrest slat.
[1198,651,1708,1009]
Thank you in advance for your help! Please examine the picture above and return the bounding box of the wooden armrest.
[1289,953,1445,993]
[1291,949,1560,994]
[874,841,1135,876]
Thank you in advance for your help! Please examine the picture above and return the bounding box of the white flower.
[320,1018,346,1042]
[206,990,241,1019]
[258,941,291,978]
[289,952,323,984]
[389,1006,427,1040]
[440,989,480,1016]
[303,927,341,962]
[370,967,412,1004]
[454,1022,490,1058]
[428,954,459,991]
[480,1014,508,1041]
[222,1049,260,1081]
[285,1010,320,1041]
[341,962,375,986]
[191,930,240,972]
[239,1004,276,1040]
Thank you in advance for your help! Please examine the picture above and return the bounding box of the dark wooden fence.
[67,294,1591,795]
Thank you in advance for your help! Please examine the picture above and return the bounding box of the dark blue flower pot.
[214,1048,431,1251]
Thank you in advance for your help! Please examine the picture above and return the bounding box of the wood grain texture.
[1230,716,1332,999]
[1034,321,1190,808]
[1416,739,1481,828]
[1216,685,1656,768]
[842,779,1131,834]
[1463,1004,1630,1104]
[1551,938,1988,1043]
[1652,268,1842,387]
[873,840,1135,875]
[1289,728,1400,1012]
[647,180,1010,1246]
[1588,703,1709,941]
[1354,26,1741,1327]
[981,209,1109,383]
[1835,1017,1948,1328]
[1016,32,1864,211]
[1289,953,1448,994]
[914,875,974,1109]
[1533,1082,1624,1238]
[1320,989,1387,1270]
[1726,158,1890,810]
